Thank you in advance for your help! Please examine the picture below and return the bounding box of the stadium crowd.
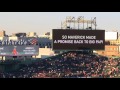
[0,51,120,78]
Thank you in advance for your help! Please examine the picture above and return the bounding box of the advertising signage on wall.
[52,29,105,50]
[0,37,38,46]
[0,45,39,56]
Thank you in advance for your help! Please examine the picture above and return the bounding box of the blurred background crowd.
[0,51,120,78]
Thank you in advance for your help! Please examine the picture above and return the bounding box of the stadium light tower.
[61,16,97,30]
[77,16,84,29]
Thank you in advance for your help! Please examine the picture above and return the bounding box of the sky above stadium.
[0,12,120,35]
